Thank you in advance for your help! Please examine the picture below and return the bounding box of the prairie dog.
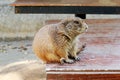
[32,17,88,64]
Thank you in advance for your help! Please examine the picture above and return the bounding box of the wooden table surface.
[46,19,120,72]
[46,19,120,79]
[11,0,120,6]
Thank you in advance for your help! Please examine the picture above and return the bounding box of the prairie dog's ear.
[60,20,69,26]
[60,18,72,26]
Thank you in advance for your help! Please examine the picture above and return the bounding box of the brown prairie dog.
[32,17,88,64]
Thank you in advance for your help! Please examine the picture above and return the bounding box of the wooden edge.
[47,73,120,79]
[10,1,120,7]
[46,71,120,74]
[10,4,120,7]
[46,70,120,73]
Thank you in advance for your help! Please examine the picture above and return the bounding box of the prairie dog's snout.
[63,17,88,34]
[75,18,88,33]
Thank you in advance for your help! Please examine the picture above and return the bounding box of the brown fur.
[32,17,88,64]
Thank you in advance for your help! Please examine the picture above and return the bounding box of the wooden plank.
[46,19,120,79]
[47,74,120,80]
[11,0,120,7]
[14,6,120,14]
[11,0,120,14]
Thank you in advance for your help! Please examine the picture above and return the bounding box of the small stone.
[20,45,27,51]
[12,47,18,49]
[22,47,27,51]
[7,43,11,46]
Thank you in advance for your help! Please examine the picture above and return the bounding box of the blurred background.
[0,0,120,41]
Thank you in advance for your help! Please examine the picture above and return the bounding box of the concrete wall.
[0,0,74,40]
[0,0,120,41]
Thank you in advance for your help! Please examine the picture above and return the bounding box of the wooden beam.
[15,6,120,14]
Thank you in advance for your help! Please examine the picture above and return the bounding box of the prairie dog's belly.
[32,25,54,56]
[32,24,60,63]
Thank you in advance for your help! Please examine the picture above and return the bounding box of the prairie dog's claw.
[75,56,80,61]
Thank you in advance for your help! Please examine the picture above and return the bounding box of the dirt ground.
[0,40,46,80]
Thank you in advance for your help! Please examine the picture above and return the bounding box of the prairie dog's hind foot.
[60,58,74,64]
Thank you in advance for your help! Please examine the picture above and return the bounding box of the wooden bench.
[11,0,120,19]
[46,19,120,80]
[11,0,120,80]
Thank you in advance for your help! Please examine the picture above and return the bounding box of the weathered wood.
[11,0,120,17]
[46,19,120,80]
[14,6,120,14]
[11,0,120,6]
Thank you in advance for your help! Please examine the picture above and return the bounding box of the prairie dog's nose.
[86,26,88,30]
[83,23,88,32]
[84,23,88,29]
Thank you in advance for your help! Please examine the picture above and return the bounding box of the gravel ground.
[0,40,38,66]
[0,40,46,80]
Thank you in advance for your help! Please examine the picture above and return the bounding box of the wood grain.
[46,19,120,80]
[11,0,120,6]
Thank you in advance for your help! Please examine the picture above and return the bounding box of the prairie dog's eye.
[74,21,79,24]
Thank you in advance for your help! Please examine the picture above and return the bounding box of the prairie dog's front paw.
[81,43,86,51]
[75,56,80,61]
[83,43,86,48]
